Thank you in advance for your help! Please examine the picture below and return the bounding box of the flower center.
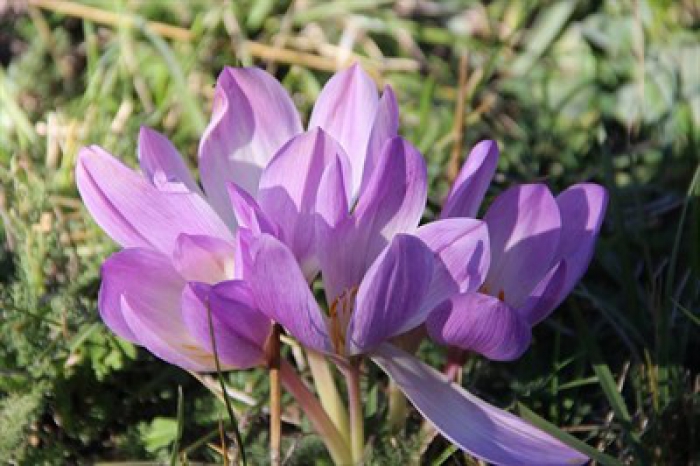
[479,284,505,302]
[328,287,358,356]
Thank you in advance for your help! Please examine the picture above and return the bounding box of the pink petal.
[441,140,499,219]
[247,234,330,353]
[308,64,379,196]
[360,85,399,195]
[483,184,561,308]
[137,126,200,194]
[77,146,232,256]
[198,67,303,225]
[372,344,588,466]
[172,234,236,283]
[181,281,268,369]
[349,234,434,354]
[426,292,532,361]
[416,218,491,311]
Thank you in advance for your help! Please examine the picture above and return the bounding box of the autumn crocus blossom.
[426,140,609,362]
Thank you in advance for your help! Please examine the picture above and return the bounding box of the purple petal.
[308,64,379,196]
[199,67,303,225]
[227,183,279,236]
[552,183,608,304]
[258,129,352,278]
[426,292,532,361]
[441,140,499,219]
[181,281,268,369]
[98,248,180,343]
[77,146,232,255]
[416,218,491,311]
[101,248,217,371]
[172,234,236,283]
[137,126,200,194]
[360,86,399,195]
[247,234,330,352]
[352,136,428,267]
[348,234,434,354]
[372,344,588,466]
[483,184,561,308]
[518,260,567,325]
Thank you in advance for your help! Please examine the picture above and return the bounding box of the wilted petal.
[426,292,531,361]
[259,129,352,277]
[227,183,278,236]
[416,218,490,311]
[98,248,180,343]
[137,126,200,194]
[552,183,608,304]
[483,184,561,308]
[308,64,378,195]
[172,234,236,283]
[199,67,303,225]
[372,344,588,466]
[349,235,434,354]
[77,146,232,255]
[248,234,330,352]
[360,86,399,194]
[441,140,499,219]
[181,282,268,369]
[353,136,428,268]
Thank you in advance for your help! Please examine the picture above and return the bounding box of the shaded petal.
[517,260,567,325]
[227,183,279,236]
[360,86,399,194]
[137,126,200,194]
[416,218,490,311]
[441,140,499,219]
[552,183,608,304]
[199,67,303,225]
[372,344,588,466]
[77,146,232,255]
[483,184,561,308]
[308,64,378,195]
[98,248,180,343]
[258,129,352,277]
[247,234,330,352]
[349,234,434,354]
[172,234,236,283]
[352,136,428,267]
[426,292,532,361]
[181,281,268,369]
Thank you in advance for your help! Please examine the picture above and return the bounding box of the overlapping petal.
[361,86,399,194]
[138,126,200,194]
[77,146,232,255]
[199,67,303,225]
[308,64,379,195]
[172,234,236,283]
[426,292,532,361]
[483,184,561,308]
[348,234,434,354]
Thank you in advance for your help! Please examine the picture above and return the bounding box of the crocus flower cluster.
[77,64,606,465]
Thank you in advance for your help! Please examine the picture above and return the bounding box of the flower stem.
[306,349,350,443]
[387,380,407,433]
[266,324,282,466]
[280,360,352,465]
[345,361,365,464]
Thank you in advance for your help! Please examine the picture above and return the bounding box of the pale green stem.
[306,349,351,443]
[280,360,352,465]
[345,363,365,464]
[387,380,408,433]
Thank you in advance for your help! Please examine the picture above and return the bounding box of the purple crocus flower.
[229,124,586,464]
[76,64,393,371]
[427,140,609,361]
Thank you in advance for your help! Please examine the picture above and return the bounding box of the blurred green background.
[1,0,698,464]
